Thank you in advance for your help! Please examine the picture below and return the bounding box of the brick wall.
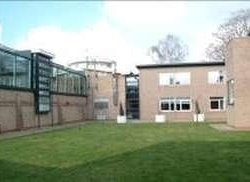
[138,65,226,122]
[85,71,125,120]
[226,37,250,128]
[0,89,86,133]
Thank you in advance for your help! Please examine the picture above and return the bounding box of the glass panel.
[176,100,181,110]
[208,70,224,84]
[126,77,138,86]
[0,51,15,86]
[211,100,219,109]
[39,76,49,83]
[210,97,224,110]
[51,67,58,92]
[159,73,172,85]
[159,73,167,85]
[15,56,30,88]
[39,96,50,104]
[182,100,190,110]
[170,101,175,110]
[67,73,74,94]
[51,64,84,95]
[57,68,67,93]
[175,72,190,85]
[77,75,82,94]
[161,101,169,110]
[39,104,50,112]
[39,90,50,96]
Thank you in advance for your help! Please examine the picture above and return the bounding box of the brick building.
[1,37,250,133]
[136,62,227,122]
[0,43,127,133]
[85,69,125,120]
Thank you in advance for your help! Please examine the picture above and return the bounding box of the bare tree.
[149,34,188,64]
[206,9,250,62]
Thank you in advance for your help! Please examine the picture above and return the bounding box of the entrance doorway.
[125,73,140,119]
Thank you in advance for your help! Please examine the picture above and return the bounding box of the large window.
[51,64,86,95]
[16,56,31,88]
[208,70,225,84]
[160,98,175,111]
[159,72,190,86]
[0,49,31,88]
[160,97,191,112]
[210,97,225,111]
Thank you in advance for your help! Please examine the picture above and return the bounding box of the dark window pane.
[211,101,219,109]
[181,103,190,110]
[161,101,169,110]
[170,101,175,110]
[176,104,180,110]
[176,100,181,110]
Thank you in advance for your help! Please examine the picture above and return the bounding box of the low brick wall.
[0,89,87,133]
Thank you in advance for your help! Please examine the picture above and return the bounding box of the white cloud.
[15,19,151,74]
[104,1,187,28]
[103,1,188,46]
[16,1,222,74]
[189,27,217,62]
[104,1,218,63]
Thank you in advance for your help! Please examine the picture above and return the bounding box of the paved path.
[210,124,236,131]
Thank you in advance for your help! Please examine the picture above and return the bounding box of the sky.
[0,1,250,74]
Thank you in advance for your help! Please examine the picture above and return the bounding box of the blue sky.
[0,1,103,43]
[0,1,250,73]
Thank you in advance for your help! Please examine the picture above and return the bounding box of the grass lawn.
[0,122,250,182]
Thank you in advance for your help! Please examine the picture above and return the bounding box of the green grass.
[0,122,250,182]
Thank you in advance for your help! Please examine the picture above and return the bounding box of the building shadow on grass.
[1,141,250,182]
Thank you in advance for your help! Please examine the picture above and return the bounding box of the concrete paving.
[210,123,238,131]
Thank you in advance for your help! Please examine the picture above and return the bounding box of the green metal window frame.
[51,62,87,97]
[0,45,87,98]
[0,47,32,91]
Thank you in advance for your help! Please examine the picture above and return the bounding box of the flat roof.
[136,61,225,69]
[32,49,54,58]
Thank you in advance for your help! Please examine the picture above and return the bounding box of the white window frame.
[159,97,191,112]
[175,97,192,112]
[208,70,225,84]
[174,72,191,85]
[159,98,175,112]
[159,73,174,86]
[209,97,225,111]
[159,72,190,86]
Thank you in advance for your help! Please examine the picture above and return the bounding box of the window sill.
[208,83,225,85]
[160,110,192,113]
[159,84,190,87]
[209,109,226,112]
